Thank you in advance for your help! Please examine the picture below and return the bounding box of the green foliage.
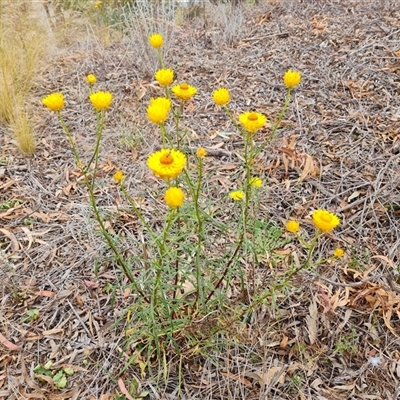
[0,198,22,211]
[334,329,358,356]
[21,309,39,323]
[33,362,75,389]
[291,373,303,389]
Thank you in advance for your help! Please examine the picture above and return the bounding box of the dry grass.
[0,2,52,155]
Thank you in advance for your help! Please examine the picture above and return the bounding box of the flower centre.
[160,153,174,165]
[320,214,331,222]
[248,112,258,121]
[180,83,189,90]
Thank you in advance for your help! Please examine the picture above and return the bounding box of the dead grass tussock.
[0,2,52,155]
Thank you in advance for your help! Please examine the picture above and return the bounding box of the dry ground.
[1,0,400,399]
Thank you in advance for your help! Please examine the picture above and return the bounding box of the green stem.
[173,101,184,148]
[223,105,246,136]
[85,110,104,177]
[119,184,161,247]
[159,123,173,148]
[58,112,149,301]
[228,231,322,327]
[153,208,175,306]
[205,232,244,304]
[192,156,204,310]
[58,112,81,165]
[157,48,164,68]
[255,89,292,158]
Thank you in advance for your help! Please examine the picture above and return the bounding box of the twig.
[317,273,400,293]
[241,32,289,42]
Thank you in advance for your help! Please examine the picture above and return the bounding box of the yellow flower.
[155,69,174,87]
[286,220,300,233]
[250,177,262,187]
[333,247,344,258]
[172,82,197,101]
[89,91,112,110]
[238,111,267,133]
[164,187,185,208]
[42,93,64,112]
[312,209,340,232]
[147,148,186,180]
[212,87,230,106]
[149,33,163,49]
[94,1,102,8]
[147,97,171,124]
[283,70,301,89]
[86,74,97,85]
[230,190,245,201]
[113,170,124,183]
[196,147,207,158]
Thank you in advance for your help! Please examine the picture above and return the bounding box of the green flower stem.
[206,130,256,303]
[85,110,105,178]
[173,101,184,148]
[119,184,164,254]
[293,231,310,248]
[57,112,81,165]
[243,132,257,292]
[243,131,255,233]
[205,233,244,304]
[157,49,164,68]
[83,175,134,279]
[58,112,148,301]
[192,156,205,310]
[303,230,322,269]
[153,208,175,307]
[164,87,170,99]
[224,231,323,329]
[223,106,246,136]
[255,88,292,157]
[159,123,173,148]
[201,229,325,345]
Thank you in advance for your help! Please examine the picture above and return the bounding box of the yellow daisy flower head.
[155,68,175,87]
[113,170,124,183]
[147,97,171,124]
[196,147,207,158]
[172,82,197,101]
[149,33,163,49]
[333,247,344,258]
[250,177,262,187]
[42,92,64,112]
[212,87,230,106]
[286,220,300,233]
[238,111,267,133]
[94,1,102,8]
[283,70,302,89]
[164,187,185,208]
[312,209,340,232]
[86,74,97,85]
[229,190,245,201]
[147,148,186,180]
[89,91,112,111]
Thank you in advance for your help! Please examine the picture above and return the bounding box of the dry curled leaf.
[118,378,135,400]
[84,280,99,289]
[0,333,21,351]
